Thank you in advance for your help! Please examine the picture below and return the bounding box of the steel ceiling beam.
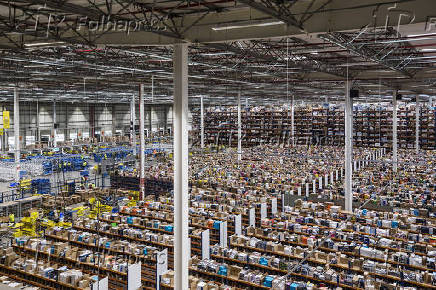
[9,0,183,44]
[208,40,349,79]
[319,32,416,78]
[237,0,304,31]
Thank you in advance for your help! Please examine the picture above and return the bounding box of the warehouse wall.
[0,101,173,149]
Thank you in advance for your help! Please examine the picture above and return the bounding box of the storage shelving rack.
[192,105,436,150]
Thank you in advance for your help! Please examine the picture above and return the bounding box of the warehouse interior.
[0,0,434,289]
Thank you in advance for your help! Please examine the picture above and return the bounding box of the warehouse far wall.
[0,102,173,149]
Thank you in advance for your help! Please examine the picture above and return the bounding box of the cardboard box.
[5,253,17,266]
[189,276,199,289]
[78,279,90,288]
[161,270,174,287]
[228,265,242,278]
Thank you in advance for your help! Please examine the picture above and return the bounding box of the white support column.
[14,87,20,183]
[237,89,242,162]
[65,103,69,140]
[415,96,420,154]
[53,101,57,147]
[139,85,145,200]
[200,95,204,149]
[344,81,353,213]
[151,75,154,103]
[149,107,152,134]
[173,43,189,290]
[36,99,40,143]
[111,104,116,136]
[130,95,136,156]
[291,96,295,146]
[392,91,398,172]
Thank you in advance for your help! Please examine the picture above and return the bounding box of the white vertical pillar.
[14,87,20,183]
[53,101,57,147]
[392,91,398,172]
[173,43,189,290]
[151,75,154,103]
[200,95,204,149]
[65,103,69,140]
[36,100,40,143]
[237,89,242,161]
[139,85,145,200]
[415,96,420,154]
[344,81,353,212]
[291,97,295,146]
[130,95,137,156]
[312,179,316,195]
[111,104,116,137]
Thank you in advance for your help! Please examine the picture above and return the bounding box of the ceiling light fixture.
[24,42,65,47]
[407,33,436,37]
[200,52,235,56]
[212,21,284,31]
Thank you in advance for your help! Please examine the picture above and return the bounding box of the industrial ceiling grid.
[0,0,434,104]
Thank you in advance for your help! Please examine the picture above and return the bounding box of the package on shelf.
[58,269,83,285]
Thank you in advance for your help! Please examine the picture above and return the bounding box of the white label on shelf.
[220,221,228,248]
[281,193,285,209]
[128,263,142,290]
[156,249,168,290]
[201,230,210,260]
[235,215,242,236]
[260,203,267,219]
[92,277,108,290]
[249,208,255,227]
[271,198,277,215]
